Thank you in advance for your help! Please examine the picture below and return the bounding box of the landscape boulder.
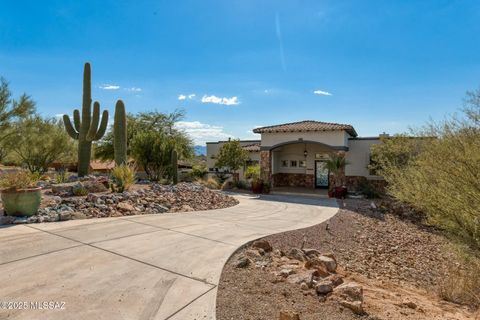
[318,255,337,273]
[334,282,364,315]
[252,239,273,252]
[287,248,307,261]
[315,280,334,294]
[51,182,76,196]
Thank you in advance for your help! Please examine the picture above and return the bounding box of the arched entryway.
[260,140,347,189]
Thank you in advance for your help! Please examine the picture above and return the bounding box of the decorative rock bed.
[1,182,238,224]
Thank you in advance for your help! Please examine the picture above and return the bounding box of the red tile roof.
[89,160,116,171]
[253,120,357,137]
[242,143,260,152]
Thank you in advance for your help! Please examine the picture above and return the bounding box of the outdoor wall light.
[304,150,308,157]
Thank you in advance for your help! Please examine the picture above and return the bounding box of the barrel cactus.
[171,149,178,185]
[113,100,127,166]
[63,63,109,177]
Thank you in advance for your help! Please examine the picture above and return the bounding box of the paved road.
[0,193,338,320]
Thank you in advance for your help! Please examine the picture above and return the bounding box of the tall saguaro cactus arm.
[113,100,127,165]
[62,62,109,177]
[63,114,79,139]
[86,102,109,141]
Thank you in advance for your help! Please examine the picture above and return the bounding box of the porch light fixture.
[304,149,308,157]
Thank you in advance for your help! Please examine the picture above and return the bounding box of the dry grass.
[439,253,480,310]
[196,177,220,190]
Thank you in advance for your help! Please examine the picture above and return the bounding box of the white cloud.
[313,90,332,96]
[99,84,120,90]
[175,121,233,144]
[201,95,239,106]
[178,93,196,101]
[126,87,142,92]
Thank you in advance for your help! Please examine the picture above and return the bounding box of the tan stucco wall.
[272,143,332,177]
[345,138,382,178]
[261,131,350,148]
[206,140,260,178]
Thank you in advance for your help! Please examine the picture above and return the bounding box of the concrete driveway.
[0,193,338,320]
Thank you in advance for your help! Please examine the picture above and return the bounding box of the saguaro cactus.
[63,63,109,177]
[113,100,127,166]
[171,149,178,185]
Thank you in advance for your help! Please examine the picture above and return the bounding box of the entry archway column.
[260,150,272,186]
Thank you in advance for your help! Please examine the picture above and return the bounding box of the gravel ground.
[0,182,239,224]
[217,198,475,320]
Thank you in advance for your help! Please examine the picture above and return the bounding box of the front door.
[314,160,329,188]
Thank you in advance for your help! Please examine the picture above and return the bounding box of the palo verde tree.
[7,117,75,174]
[214,139,249,182]
[370,89,480,251]
[63,63,109,176]
[0,77,36,162]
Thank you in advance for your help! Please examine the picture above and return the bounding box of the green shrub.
[371,91,480,251]
[7,117,76,174]
[55,170,69,184]
[72,182,88,196]
[358,180,381,199]
[234,180,249,190]
[191,164,208,179]
[245,164,260,180]
[110,164,136,193]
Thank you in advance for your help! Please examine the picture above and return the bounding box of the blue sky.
[1,0,480,144]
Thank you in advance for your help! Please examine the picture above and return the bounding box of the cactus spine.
[113,100,127,166]
[63,63,109,177]
[171,149,178,185]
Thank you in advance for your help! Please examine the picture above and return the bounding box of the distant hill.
[194,145,206,156]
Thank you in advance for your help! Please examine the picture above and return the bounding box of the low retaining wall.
[272,173,314,188]
[345,176,387,193]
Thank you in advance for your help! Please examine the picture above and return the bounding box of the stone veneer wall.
[260,151,272,185]
[272,173,315,188]
[345,176,387,193]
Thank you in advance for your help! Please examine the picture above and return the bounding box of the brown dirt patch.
[217,198,478,320]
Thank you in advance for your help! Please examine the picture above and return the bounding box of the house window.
[299,160,306,168]
[290,160,298,167]
[281,160,289,167]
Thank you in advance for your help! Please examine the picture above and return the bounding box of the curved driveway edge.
[0,193,338,320]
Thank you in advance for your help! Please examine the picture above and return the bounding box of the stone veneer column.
[260,150,272,185]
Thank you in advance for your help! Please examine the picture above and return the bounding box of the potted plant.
[0,170,42,216]
[245,164,263,194]
[325,153,349,199]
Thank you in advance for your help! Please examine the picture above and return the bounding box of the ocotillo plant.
[63,63,109,177]
[113,100,127,166]
[171,149,178,185]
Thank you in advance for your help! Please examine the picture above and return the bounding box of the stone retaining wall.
[272,173,315,188]
[345,176,387,193]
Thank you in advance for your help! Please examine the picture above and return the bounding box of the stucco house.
[206,120,386,190]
